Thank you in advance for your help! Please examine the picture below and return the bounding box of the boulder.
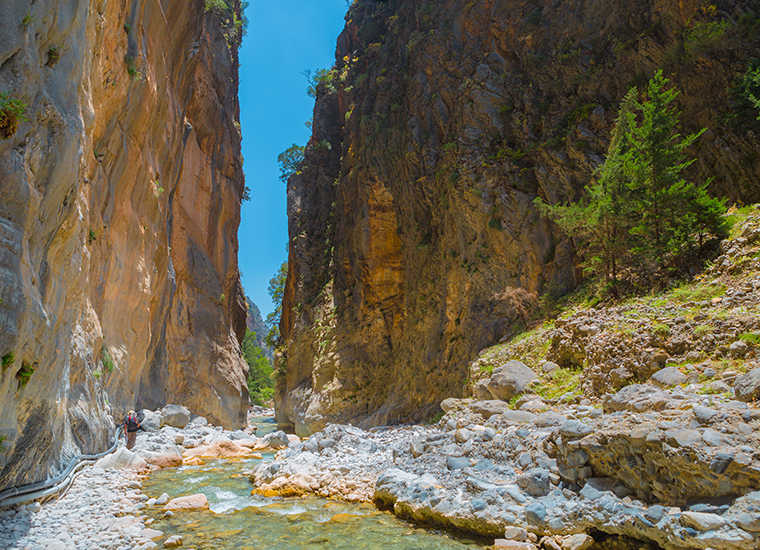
[559,534,594,550]
[603,384,676,413]
[541,361,560,374]
[254,430,291,450]
[163,535,183,547]
[734,367,760,402]
[501,410,537,425]
[163,494,209,511]
[470,400,512,419]
[486,361,539,400]
[138,409,164,432]
[474,380,492,400]
[161,405,191,429]
[183,438,252,459]
[729,340,749,357]
[650,367,686,388]
[440,398,464,412]
[93,447,148,470]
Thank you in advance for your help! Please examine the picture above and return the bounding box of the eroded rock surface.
[0,0,249,490]
[253,389,760,549]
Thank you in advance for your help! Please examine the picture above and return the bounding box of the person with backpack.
[124,410,140,450]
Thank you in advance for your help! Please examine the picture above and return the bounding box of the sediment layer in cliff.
[0,0,249,490]
[277,0,760,436]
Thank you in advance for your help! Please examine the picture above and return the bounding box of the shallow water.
[142,417,488,550]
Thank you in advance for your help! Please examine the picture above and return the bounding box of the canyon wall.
[0,0,249,490]
[277,0,760,436]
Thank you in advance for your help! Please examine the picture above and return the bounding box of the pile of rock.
[250,388,760,549]
[94,404,293,472]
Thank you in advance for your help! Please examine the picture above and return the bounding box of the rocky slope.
[0,0,249,491]
[253,211,760,549]
[277,0,760,435]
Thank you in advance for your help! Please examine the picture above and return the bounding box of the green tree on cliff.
[536,70,727,290]
[536,89,637,294]
[277,144,305,183]
[242,329,274,406]
[265,261,288,347]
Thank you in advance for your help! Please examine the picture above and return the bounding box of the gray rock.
[680,511,726,531]
[650,367,687,388]
[541,361,560,374]
[559,419,593,439]
[440,398,464,412]
[263,430,290,448]
[534,412,567,427]
[664,428,701,448]
[161,405,191,429]
[474,380,492,400]
[692,405,718,424]
[486,361,539,400]
[734,367,760,402]
[736,512,760,532]
[603,384,675,413]
[524,502,547,525]
[503,526,528,541]
[729,340,749,357]
[708,380,731,393]
[446,456,470,470]
[471,400,512,419]
[517,468,550,496]
[410,439,425,458]
[138,409,164,432]
[501,410,537,425]
[580,477,615,501]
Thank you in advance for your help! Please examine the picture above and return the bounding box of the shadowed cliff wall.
[0,0,249,490]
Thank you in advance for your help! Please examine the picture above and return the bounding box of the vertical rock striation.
[0,0,248,490]
[278,0,760,435]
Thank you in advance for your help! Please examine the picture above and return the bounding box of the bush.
[16,363,35,387]
[101,347,114,372]
[0,92,27,139]
[46,46,61,67]
[2,353,14,370]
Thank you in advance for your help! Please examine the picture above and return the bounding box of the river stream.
[142,417,488,550]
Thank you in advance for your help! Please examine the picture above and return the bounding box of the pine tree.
[536,71,727,292]
[624,70,727,267]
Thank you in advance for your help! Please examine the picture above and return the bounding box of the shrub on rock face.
[0,92,27,139]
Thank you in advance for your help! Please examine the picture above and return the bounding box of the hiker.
[124,410,140,450]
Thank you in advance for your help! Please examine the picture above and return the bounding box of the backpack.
[126,413,139,431]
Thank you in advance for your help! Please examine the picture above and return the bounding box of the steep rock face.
[278,0,760,436]
[0,0,248,490]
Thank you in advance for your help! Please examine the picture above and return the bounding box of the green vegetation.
[728,59,760,130]
[669,281,726,303]
[0,92,27,140]
[16,363,35,387]
[101,347,114,373]
[739,332,760,345]
[21,12,34,28]
[2,352,15,370]
[535,71,728,295]
[124,23,131,33]
[88,228,97,244]
[124,55,141,80]
[265,261,288,347]
[242,330,274,406]
[46,46,61,67]
[303,68,338,98]
[532,368,581,401]
[683,20,729,61]
[277,144,305,183]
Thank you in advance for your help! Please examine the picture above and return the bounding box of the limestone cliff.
[0,0,249,490]
[277,0,760,435]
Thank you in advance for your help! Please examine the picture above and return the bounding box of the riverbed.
[140,416,488,550]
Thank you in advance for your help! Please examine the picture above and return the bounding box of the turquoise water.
[142,417,488,550]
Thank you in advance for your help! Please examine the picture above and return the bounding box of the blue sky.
[237,0,348,318]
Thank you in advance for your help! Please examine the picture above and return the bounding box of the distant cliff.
[245,297,274,360]
[0,0,249,490]
[277,0,760,435]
